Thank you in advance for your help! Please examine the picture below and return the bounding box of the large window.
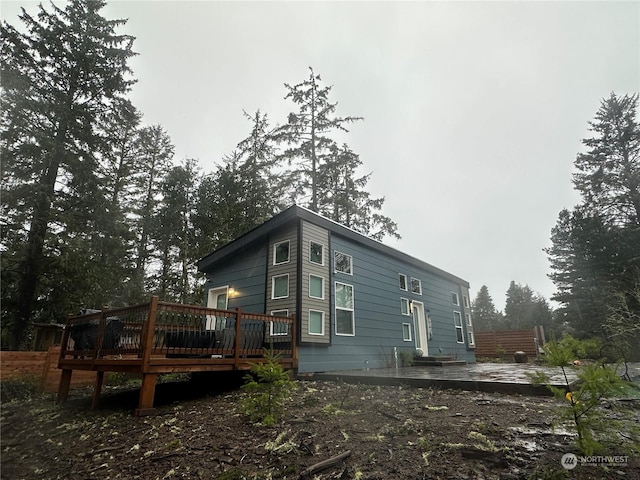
[274,240,290,265]
[310,241,324,265]
[335,282,354,335]
[334,251,353,275]
[309,274,324,299]
[309,310,324,335]
[453,311,464,343]
[272,274,289,299]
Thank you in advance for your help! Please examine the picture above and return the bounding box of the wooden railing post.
[234,307,242,368]
[140,296,159,372]
[291,313,298,367]
[58,314,73,367]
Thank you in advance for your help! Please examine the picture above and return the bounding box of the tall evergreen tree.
[317,143,400,240]
[504,281,553,331]
[129,124,174,301]
[0,0,136,348]
[573,93,640,226]
[547,93,640,339]
[274,67,362,212]
[471,285,504,331]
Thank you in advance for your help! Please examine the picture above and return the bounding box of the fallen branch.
[299,450,351,477]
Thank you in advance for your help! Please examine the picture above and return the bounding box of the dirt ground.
[1,374,639,480]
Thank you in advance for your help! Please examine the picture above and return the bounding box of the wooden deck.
[57,296,297,415]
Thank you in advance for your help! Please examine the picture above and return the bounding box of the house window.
[454,311,464,343]
[400,298,410,316]
[402,323,412,342]
[310,241,323,265]
[309,310,324,335]
[452,292,459,305]
[272,274,289,299]
[269,310,289,336]
[463,295,470,308]
[274,240,290,265]
[465,313,473,327]
[467,331,475,345]
[335,282,354,336]
[334,251,353,275]
[309,274,324,299]
[399,274,407,291]
[410,277,422,295]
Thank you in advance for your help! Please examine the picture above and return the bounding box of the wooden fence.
[0,346,96,392]
[474,327,545,359]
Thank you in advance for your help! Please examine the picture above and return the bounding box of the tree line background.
[1,1,638,356]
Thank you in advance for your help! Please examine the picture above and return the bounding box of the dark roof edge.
[196,205,470,288]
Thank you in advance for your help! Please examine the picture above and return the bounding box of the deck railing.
[59,297,296,368]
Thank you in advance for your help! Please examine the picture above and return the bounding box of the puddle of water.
[508,426,577,437]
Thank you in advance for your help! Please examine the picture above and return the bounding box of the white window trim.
[271,274,289,299]
[463,295,470,308]
[400,298,411,316]
[309,274,325,299]
[269,309,290,336]
[452,292,460,305]
[465,313,473,327]
[453,311,464,344]
[308,309,325,336]
[402,323,412,342]
[335,281,355,336]
[273,240,290,265]
[410,277,422,295]
[309,240,324,266]
[399,273,408,291]
[467,331,475,346]
[334,251,353,275]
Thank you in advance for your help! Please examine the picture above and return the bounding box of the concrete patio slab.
[312,362,640,396]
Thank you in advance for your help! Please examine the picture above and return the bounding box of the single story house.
[196,205,475,372]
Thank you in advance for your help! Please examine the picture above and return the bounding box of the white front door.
[206,286,228,330]
[412,301,429,356]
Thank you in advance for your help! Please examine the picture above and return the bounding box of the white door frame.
[206,286,229,330]
[412,301,429,356]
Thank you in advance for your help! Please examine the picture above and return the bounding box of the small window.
[452,292,459,305]
[410,277,422,295]
[272,274,289,299]
[463,295,470,308]
[400,298,410,316]
[274,240,290,265]
[399,274,407,291]
[465,313,472,326]
[467,331,475,345]
[334,251,353,275]
[335,282,354,336]
[309,310,324,335]
[309,274,324,299]
[310,241,323,265]
[454,311,464,343]
[402,323,412,342]
[269,310,289,336]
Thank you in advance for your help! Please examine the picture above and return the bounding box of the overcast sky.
[2,1,639,310]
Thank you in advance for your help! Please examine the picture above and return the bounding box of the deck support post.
[135,373,158,416]
[57,369,72,404]
[91,371,105,409]
[234,307,242,368]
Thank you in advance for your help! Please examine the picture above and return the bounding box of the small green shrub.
[0,376,42,403]
[533,338,630,455]
[399,350,414,367]
[241,349,295,426]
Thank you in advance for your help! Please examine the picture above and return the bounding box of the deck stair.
[413,355,467,367]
